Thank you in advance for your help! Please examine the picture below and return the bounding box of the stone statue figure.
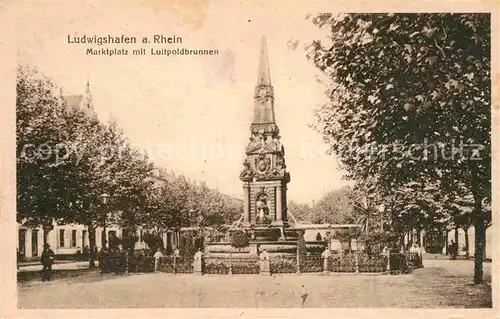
[255,193,269,224]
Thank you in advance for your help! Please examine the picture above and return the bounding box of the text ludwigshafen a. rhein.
[67,34,219,57]
[67,34,182,45]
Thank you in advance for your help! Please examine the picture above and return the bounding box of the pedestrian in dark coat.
[41,243,55,281]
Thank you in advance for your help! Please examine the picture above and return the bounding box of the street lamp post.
[100,193,110,249]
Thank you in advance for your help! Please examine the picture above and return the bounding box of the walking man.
[41,243,55,281]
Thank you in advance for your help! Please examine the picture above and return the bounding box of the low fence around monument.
[98,251,420,275]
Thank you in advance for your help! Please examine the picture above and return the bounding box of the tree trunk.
[470,165,486,284]
[454,226,459,248]
[473,218,485,284]
[482,224,487,261]
[444,230,448,255]
[88,223,96,268]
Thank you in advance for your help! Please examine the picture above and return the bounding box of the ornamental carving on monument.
[254,86,273,103]
[254,154,271,177]
[239,158,254,181]
[271,155,286,177]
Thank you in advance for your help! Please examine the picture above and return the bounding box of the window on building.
[32,230,38,257]
[18,229,26,257]
[82,230,87,248]
[71,230,77,247]
[59,229,65,248]
[101,230,106,247]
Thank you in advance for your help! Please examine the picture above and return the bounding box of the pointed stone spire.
[252,36,276,125]
[84,80,94,116]
[257,36,271,86]
[58,87,66,108]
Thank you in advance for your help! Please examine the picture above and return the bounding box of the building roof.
[63,95,84,110]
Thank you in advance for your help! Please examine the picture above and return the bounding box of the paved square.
[18,260,491,308]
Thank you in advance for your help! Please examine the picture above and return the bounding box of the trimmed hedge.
[270,256,297,274]
[98,251,410,275]
[231,259,260,274]
[329,254,357,273]
[301,255,323,273]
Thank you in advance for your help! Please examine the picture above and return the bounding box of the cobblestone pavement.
[18,259,492,308]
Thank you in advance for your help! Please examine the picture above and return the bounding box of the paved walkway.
[18,259,491,308]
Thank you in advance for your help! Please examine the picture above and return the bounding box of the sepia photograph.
[1,1,497,317]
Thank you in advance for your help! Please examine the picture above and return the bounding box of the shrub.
[142,233,163,253]
[359,231,399,256]
[230,230,250,249]
[231,259,260,274]
[390,253,409,273]
[357,252,386,273]
[181,233,197,259]
[204,261,230,275]
[330,254,357,273]
[301,255,323,273]
[120,234,139,252]
[270,256,297,274]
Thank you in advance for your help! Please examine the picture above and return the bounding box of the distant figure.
[41,243,55,281]
[83,245,90,260]
[153,248,164,273]
[173,246,180,257]
[17,248,21,270]
[415,244,422,256]
[382,245,389,254]
[449,240,458,260]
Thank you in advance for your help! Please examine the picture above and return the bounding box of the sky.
[16,2,351,204]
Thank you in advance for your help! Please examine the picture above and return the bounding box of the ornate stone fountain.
[204,36,300,259]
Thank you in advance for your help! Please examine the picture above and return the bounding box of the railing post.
[194,249,203,275]
[125,250,129,275]
[296,248,301,275]
[323,257,329,274]
[355,251,359,274]
[228,251,233,275]
[259,250,270,276]
[386,249,391,273]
